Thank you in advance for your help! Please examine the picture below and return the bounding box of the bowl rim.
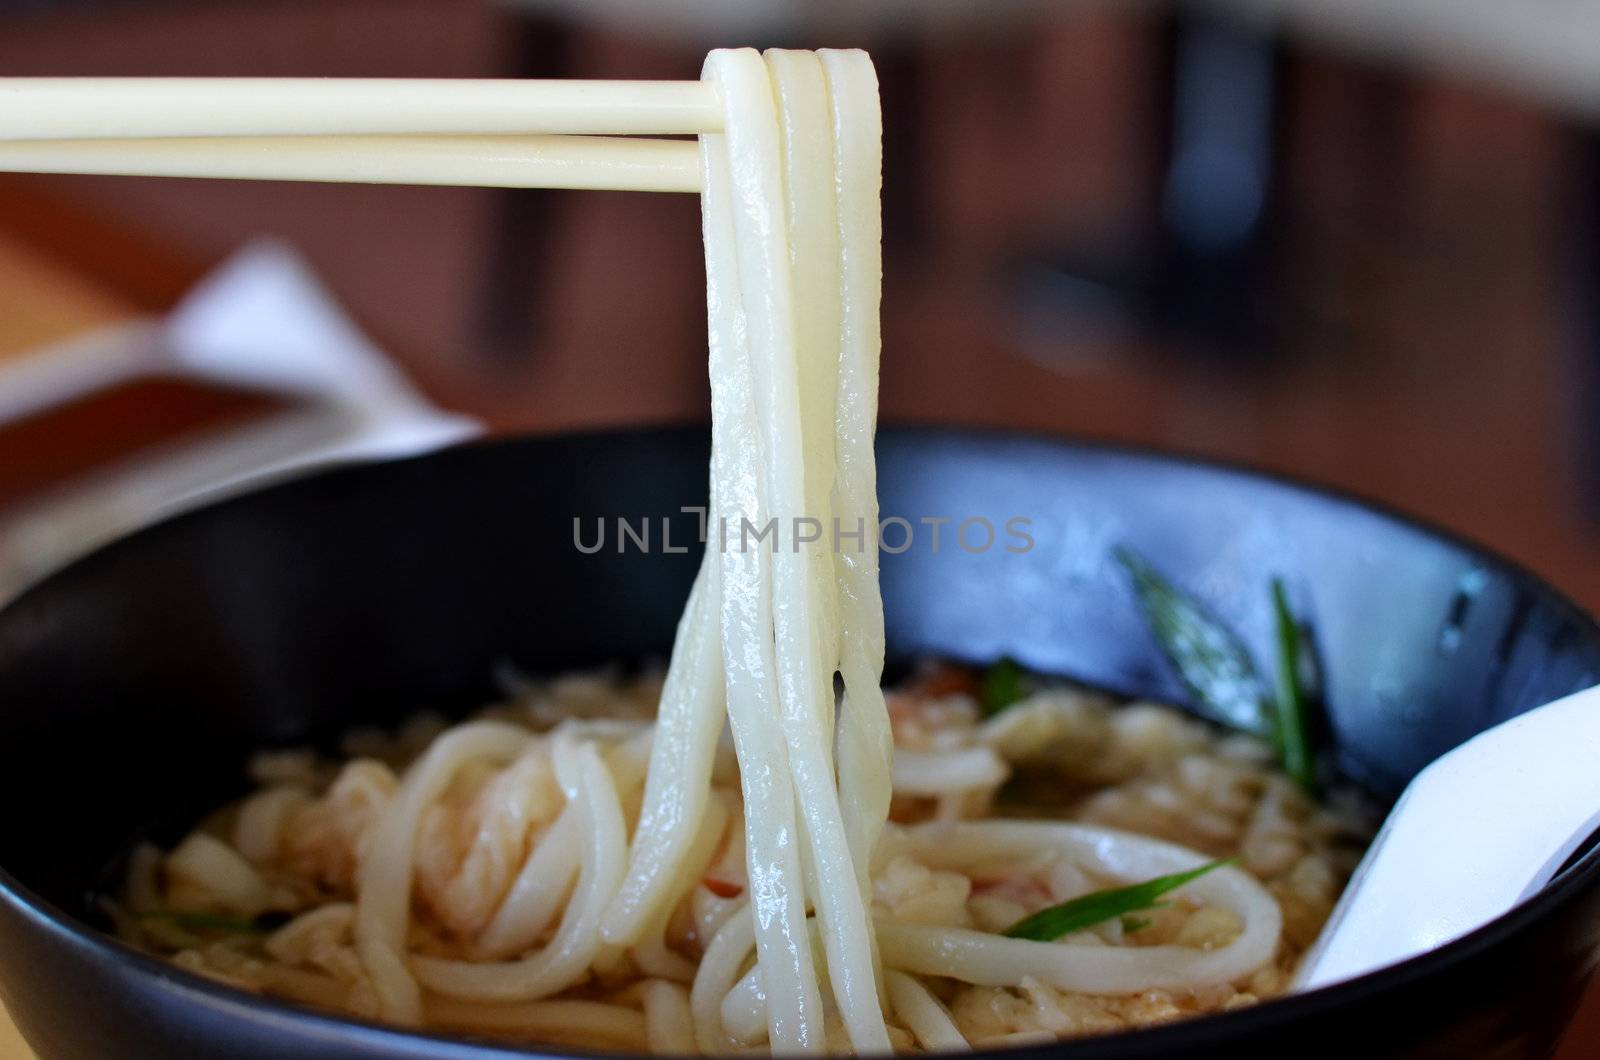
[2,423,1597,1057]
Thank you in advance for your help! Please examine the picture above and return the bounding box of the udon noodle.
[114,48,1370,1054]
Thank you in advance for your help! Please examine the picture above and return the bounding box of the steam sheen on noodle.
[117,48,1368,1055]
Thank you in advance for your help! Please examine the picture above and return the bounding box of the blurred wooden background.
[2,0,1595,606]
[0,0,1596,1055]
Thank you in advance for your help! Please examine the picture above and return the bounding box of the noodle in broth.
[114,48,1370,1054]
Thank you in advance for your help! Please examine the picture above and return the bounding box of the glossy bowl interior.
[1,427,1599,1059]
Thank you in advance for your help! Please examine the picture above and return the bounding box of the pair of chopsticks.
[0,78,723,192]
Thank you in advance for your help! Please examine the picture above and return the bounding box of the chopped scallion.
[1002,858,1236,941]
[1270,578,1317,794]
[980,656,1028,716]
[136,910,274,935]
[1115,548,1275,740]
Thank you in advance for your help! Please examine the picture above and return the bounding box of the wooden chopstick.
[0,134,703,193]
[0,79,723,140]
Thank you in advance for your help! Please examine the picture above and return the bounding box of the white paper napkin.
[0,240,480,597]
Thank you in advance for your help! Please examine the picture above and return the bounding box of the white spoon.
[1297,683,1600,990]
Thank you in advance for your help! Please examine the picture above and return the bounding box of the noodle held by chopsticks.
[109,49,1333,1056]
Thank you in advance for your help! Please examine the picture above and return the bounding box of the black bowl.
[1,427,1598,1060]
